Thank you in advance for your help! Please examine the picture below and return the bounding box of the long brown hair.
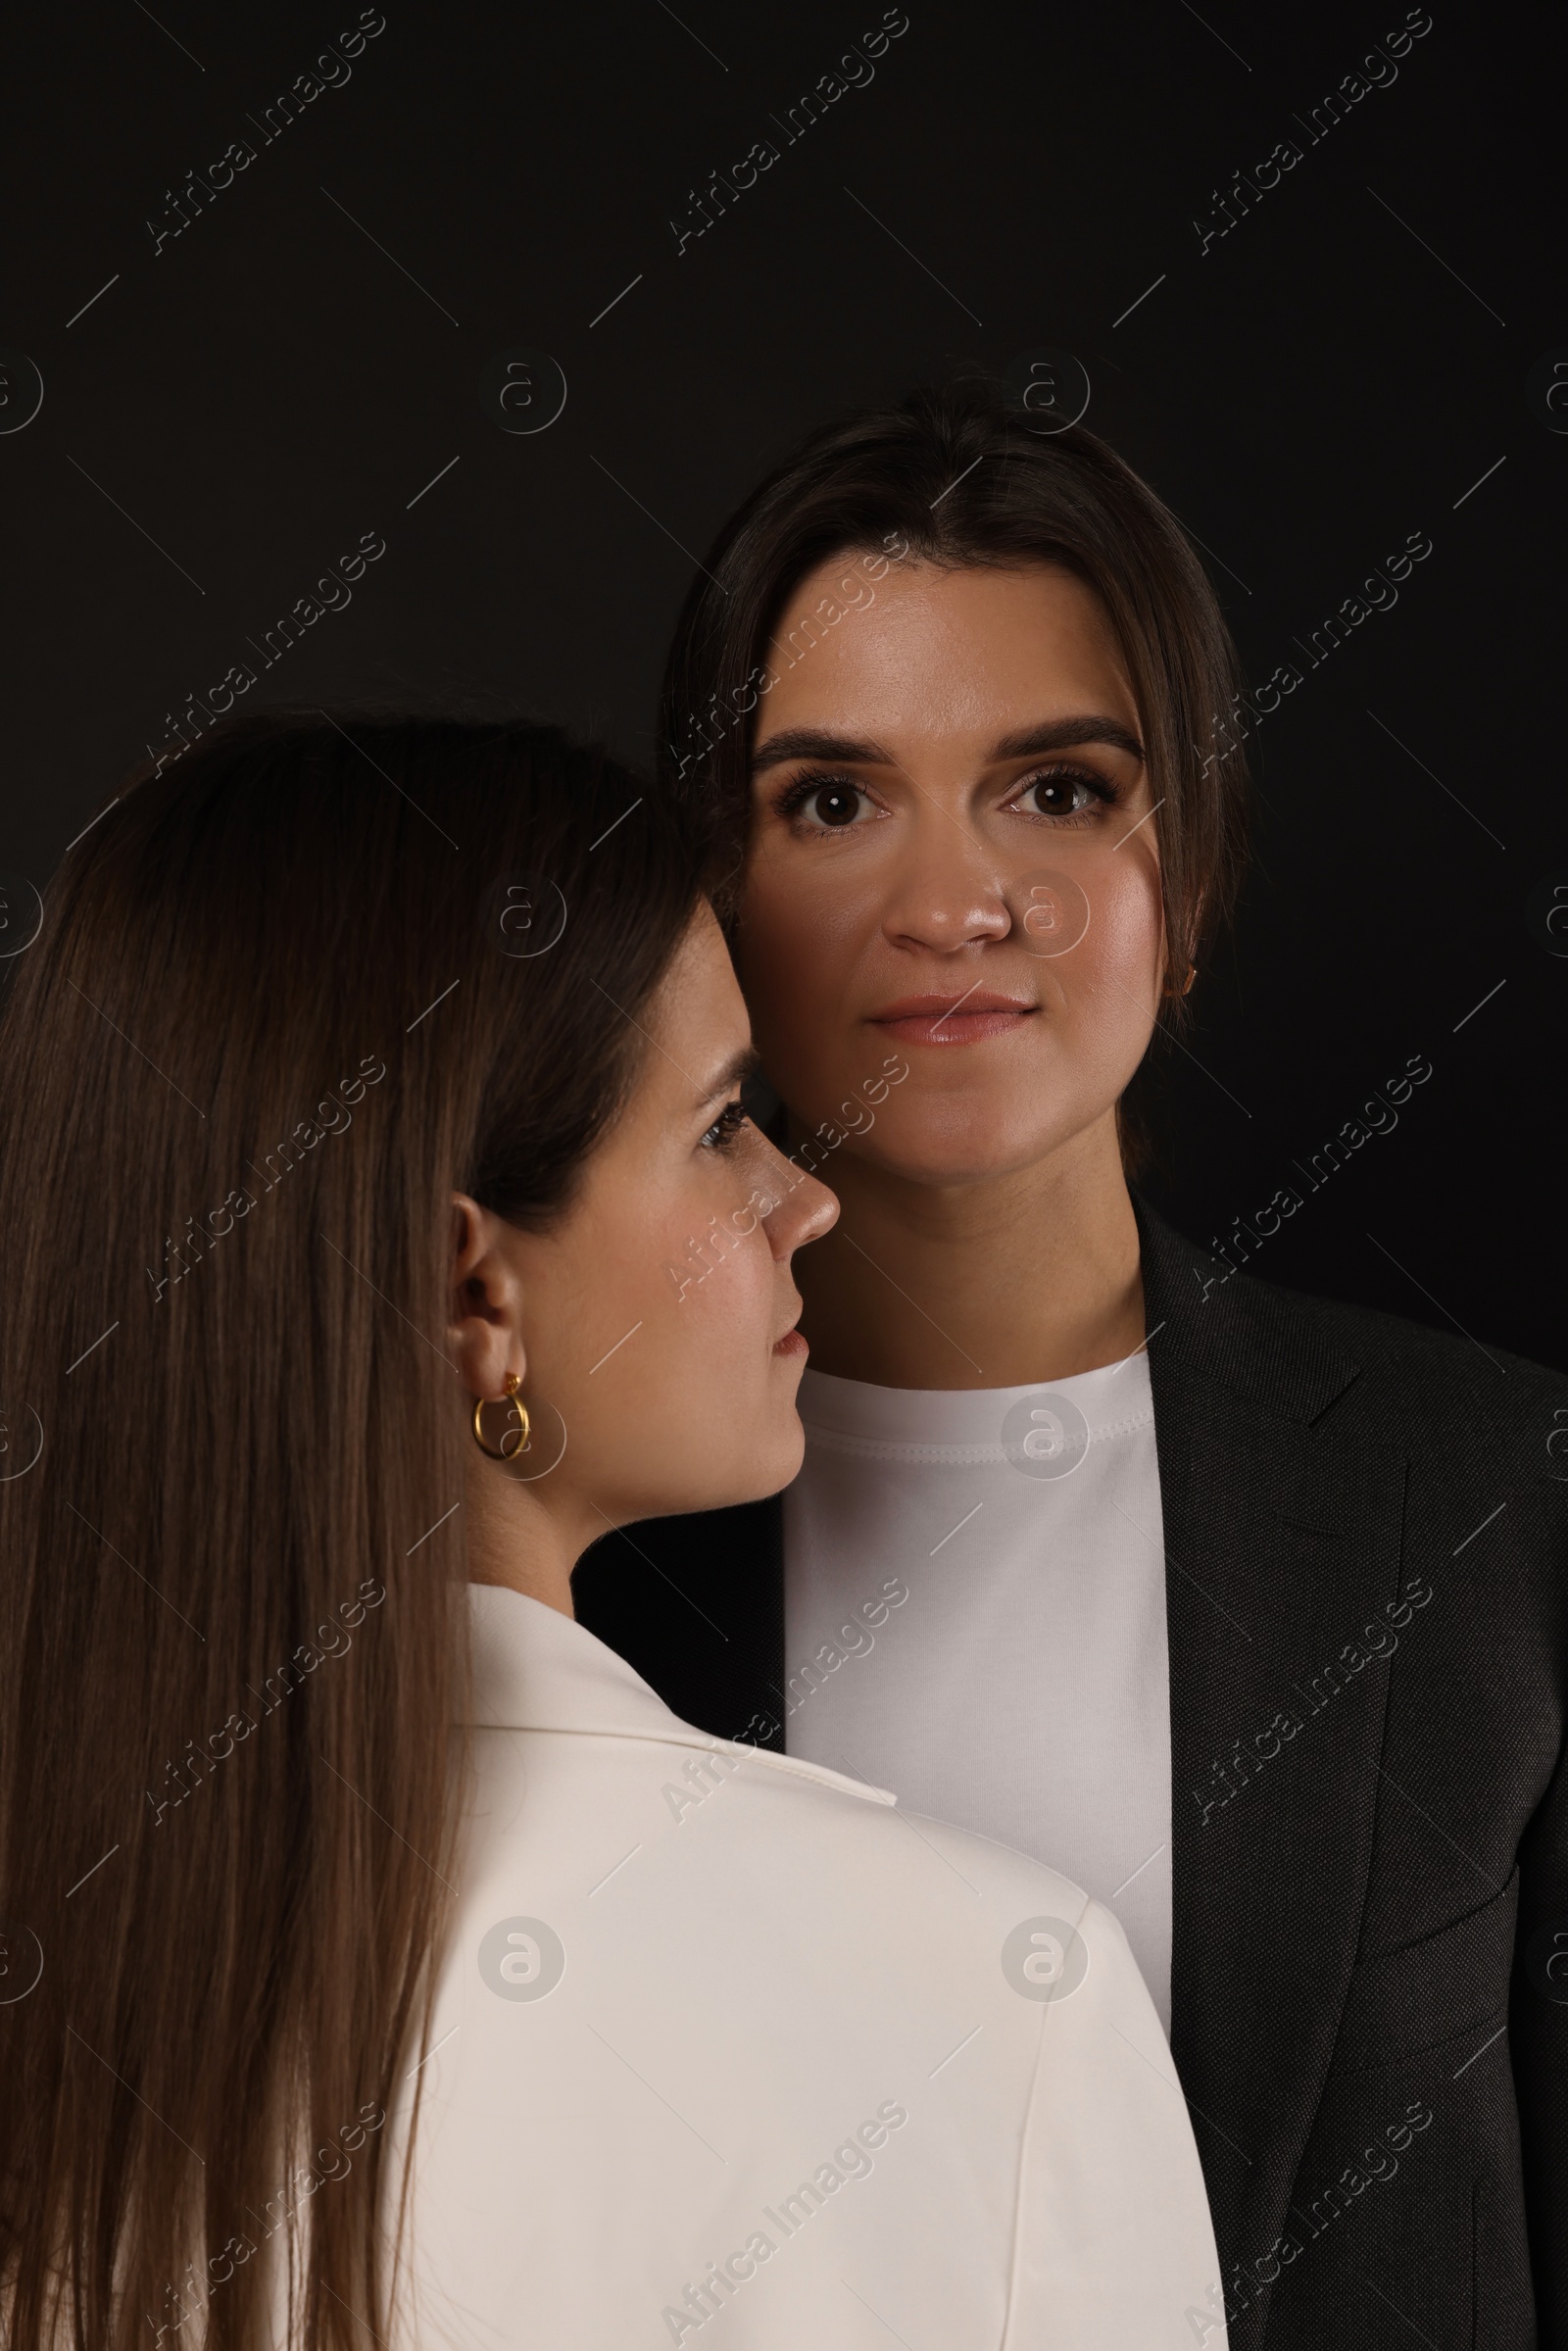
[658,381,1251,1160]
[0,713,710,2347]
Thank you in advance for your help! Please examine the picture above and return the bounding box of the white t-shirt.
[781,1354,1173,2033]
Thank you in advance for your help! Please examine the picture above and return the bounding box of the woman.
[0,713,1220,2348]
[575,384,1568,2350]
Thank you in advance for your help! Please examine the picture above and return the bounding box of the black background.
[2,0,1562,1371]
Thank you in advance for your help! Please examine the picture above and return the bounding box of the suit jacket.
[381,1582,1223,2348]
[575,1196,1568,2350]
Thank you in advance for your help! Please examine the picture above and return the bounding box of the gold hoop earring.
[472,1371,530,1461]
[1164,961,1198,1000]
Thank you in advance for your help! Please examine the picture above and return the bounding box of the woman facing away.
[0,712,1222,2349]
[575,383,1568,2351]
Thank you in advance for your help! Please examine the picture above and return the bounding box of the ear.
[447,1192,527,1402]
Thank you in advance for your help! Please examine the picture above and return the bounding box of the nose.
[882,814,1010,954]
[752,1129,838,1258]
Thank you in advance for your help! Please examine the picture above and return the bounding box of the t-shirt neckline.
[796,1351,1153,1451]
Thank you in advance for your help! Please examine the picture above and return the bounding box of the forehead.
[763,558,1139,742]
[637,904,749,1086]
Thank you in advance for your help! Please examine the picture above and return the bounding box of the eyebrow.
[750,714,1146,773]
[696,1043,760,1106]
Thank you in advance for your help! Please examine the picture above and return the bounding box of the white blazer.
[381,1583,1224,2348]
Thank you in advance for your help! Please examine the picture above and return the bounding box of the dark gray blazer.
[574,1196,1568,2349]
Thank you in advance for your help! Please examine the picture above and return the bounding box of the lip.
[868,991,1037,1046]
[772,1328,808,1359]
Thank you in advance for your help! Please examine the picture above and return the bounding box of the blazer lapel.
[1135,1196,1406,2341]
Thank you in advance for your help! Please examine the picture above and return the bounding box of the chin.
[638,1416,806,1523]
[858,1103,1081,1187]
[725,1412,807,1507]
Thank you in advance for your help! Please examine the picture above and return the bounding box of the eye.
[1008,764,1117,822]
[774,769,878,832]
[701,1099,749,1152]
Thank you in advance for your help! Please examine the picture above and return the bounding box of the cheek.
[1072,851,1163,998]
[619,1215,782,1437]
[573,1212,802,1514]
[668,1215,777,1340]
[738,820,905,960]
[736,862,874,1090]
[545,1202,781,1474]
[1043,855,1163,1089]
[738,864,847,998]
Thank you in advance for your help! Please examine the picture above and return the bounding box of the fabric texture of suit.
[380,1581,1223,2348]
[575,1196,1568,2348]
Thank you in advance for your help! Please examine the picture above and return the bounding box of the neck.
[792,1111,1144,1390]
[462,1453,582,1618]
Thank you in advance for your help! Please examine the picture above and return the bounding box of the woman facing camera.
[576,385,1568,2350]
[0,713,1219,2349]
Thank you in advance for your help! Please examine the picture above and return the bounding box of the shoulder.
[747,1775,1146,1992]
[656,1734,1101,1935]
[1230,1262,1568,1467]
[1139,1195,1568,1480]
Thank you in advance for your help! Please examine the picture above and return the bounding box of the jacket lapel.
[1135,1196,1405,2340]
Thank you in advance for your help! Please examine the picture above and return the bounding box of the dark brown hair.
[659,380,1250,1093]
[0,713,710,2347]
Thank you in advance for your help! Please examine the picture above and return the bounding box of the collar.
[463,1581,895,1806]
[1131,1189,1361,1426]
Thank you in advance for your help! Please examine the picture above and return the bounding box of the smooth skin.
[738,558,1169,1391]
[448,904,838,1617]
